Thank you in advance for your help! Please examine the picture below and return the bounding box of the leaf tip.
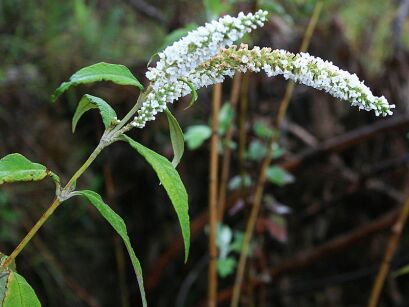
[184,250,189,263]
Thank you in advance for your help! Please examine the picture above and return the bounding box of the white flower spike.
[130,12,394,129]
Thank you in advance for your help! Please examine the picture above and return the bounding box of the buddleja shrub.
[0,11,394,306]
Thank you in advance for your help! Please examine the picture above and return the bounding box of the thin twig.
[281,114,409,172]
[238,74,250,179]
[218,73,242,221]
[145,113,408,291]
[230,2,324,306]
[208,83,222,307]
[368,196,409,307]
[216,206,401,304]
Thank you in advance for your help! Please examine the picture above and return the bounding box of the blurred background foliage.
[1,0,409,306]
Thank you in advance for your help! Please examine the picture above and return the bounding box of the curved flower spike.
[133,12,395,130]
[191,45,395,117]
[132,44,394,128]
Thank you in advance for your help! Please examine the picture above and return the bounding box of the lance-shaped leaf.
[179,78,198,109]
[74,190,147,307]
[165,109,184,167]
[72,94,117,133]
[0,153,58,185]
[0,268,41,307]
[120,135,190,262]
[52,62,144,102]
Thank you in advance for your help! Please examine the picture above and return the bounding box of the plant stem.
[229,137,274,307]
[2,120,123,269]
[1,86,151,269]
[112,87,150,134]
[66,144,104,188]
[2,144,103,268]
[218,73,242,221]
[238,74,250,179]
[2,197,61,268]
[208,82,222,307]
[230,2,323,306]
[368,196,409,307]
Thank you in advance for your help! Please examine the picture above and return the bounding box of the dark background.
[1,0,409,306]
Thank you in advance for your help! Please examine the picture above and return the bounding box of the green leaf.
[217,257,237,278]
[0,271,7,303]
[72,94,117,133]
[230,231,245,253]
[393,263,409,278]
[74,190,147,307]
[228,175,253,191]
[184,125,211,150]
[217,224,233,259]
[165,109,184,168]
[121,135,190,262]
[247,140,268,161]
[253,121,276,139]
[0,154,50,184]
[271,143,284,159]
[0,269,41,307]
[218,102,234,136]
[52,62,143,102]
[147,52,159,67]
[266,166,295,186]
[179,79,198,109]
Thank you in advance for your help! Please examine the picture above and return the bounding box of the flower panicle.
[131,16,394,129]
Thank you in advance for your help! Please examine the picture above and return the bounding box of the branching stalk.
[113,88,149,134]
[1,89,150,270]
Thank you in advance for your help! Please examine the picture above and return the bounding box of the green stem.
[2,198,61,269]
[112,86,151,134]
[65,143,104,188]
[1,87,151,270]
[2,138,107,269]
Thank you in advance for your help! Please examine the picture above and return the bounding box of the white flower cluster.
[191,45,395,116]
[131,13,394,129]
[131,10,268,128]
